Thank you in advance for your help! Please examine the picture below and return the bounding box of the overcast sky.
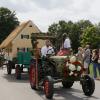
[0,0,100,32]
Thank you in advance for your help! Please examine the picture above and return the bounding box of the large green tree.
[48,20,99,52]
[81,26,100,49]
[48,20,81,52]
[0,7,19,43]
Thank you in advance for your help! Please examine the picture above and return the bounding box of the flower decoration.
[74,73,77,77]
[69,71,74,76]
[70,56,76,63]
[69,64,76,71]
[77,66,81,71]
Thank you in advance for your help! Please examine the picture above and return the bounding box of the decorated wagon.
[29,33,95,99]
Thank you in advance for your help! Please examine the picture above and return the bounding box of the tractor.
[29,33,95,99]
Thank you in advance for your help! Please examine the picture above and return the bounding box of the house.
[0,20,46,59]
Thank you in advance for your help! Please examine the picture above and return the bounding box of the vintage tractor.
[29,34,95,99]
[7,50,32,79]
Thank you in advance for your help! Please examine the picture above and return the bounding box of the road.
[0,68,100,100]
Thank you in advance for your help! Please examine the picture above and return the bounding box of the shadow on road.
[3,73,29,83]
[36,84,99,100]
[1,68,99,100]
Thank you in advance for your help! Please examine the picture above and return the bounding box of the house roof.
[0,20,41,49]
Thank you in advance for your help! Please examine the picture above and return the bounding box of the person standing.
[91,49,99,79]
[77,47,84,63]
[83,45,91,74]
[57,33,72,56]
[97,49,100,80]
[63,36,71,50]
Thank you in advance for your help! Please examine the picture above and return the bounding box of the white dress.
[64,38,71,49]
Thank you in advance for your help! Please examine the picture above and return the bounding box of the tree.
[81,26,100,49]
[48,20,80,52]
[76,20,93,31]
[0,7,19,43]
[48,20,100,52]
[69,24,81,53]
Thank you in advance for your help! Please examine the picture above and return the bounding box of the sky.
[0,0,100,32]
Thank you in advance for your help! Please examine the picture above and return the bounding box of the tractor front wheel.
[44,76,54,99]
[81,75,95,96]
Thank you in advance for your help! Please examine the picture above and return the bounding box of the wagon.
[7,50,32,79]
[29,34,95,99]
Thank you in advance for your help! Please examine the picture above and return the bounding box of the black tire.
[44,76,54,99]
[82,75,95,96]
[29,65,36,90]
[62,79,74,88]
[7,62,12,74]
[15,65,21,79]
[20,66,23,72]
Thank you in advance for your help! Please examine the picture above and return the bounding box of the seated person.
[41,40,55,57]
[41,40,54,67]
[41,40,56,76]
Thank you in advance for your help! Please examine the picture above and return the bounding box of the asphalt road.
[0,68,100,100]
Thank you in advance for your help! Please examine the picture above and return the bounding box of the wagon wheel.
[44,76,54,99]
[15,65,21,79]
[7,62,12,74]
[29,64,36,89]
[81,75,95,96]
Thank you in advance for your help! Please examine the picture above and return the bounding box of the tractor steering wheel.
[47,48,55,57]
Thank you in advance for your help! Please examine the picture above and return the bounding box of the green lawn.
[89,63,100,77]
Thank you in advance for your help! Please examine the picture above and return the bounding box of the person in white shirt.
[64,37,71,49]
[41,40,54,57]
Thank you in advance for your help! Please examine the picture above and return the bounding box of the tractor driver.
[41,39,55,57]
[41,40,55,69]
[41,40,56,76]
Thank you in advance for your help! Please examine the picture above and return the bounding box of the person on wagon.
[63,36,71,50]
[57,34,72,56]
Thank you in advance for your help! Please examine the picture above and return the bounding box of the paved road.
[0,68,100,100]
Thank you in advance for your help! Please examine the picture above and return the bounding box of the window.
[21,35,23,39]
[29,25,32,27]
[21,34,29,39]
[17,48,19,51]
